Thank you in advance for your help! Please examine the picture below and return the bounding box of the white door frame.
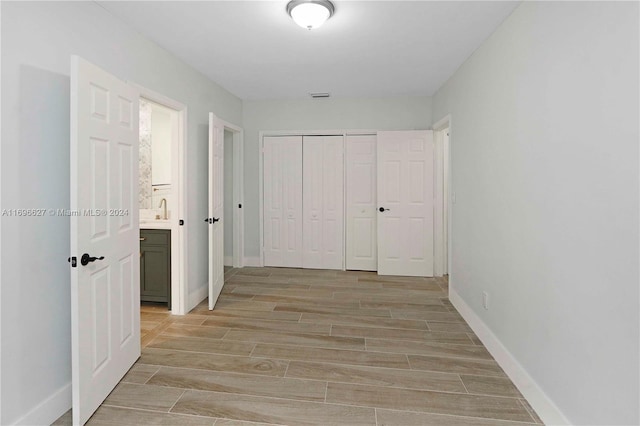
[258,129,375,269]
[218,119,244,268]
[130,83,188,315]
[432,114,452,279]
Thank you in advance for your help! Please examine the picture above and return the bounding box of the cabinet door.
[303,136,344,270]
[140,230,170,303]
[140,245,170,301]
[346,135,377,271]
[263,136,303,267]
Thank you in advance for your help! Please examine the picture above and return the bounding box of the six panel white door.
[208,113,225,309]
[70,55,140,425]
[346,135,377,271]
[263,136,303,267]
[377,130,434,276]
[303,136,344,270]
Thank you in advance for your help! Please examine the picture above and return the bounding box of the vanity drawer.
[140,229,170,245]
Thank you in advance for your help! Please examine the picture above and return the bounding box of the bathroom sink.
[139,219,171,229]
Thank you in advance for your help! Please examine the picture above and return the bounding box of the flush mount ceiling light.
[287,0,335,30]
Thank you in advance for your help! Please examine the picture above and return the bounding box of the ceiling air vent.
[309,92,331,99]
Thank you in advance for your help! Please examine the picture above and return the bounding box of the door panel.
[71,55,140,425]
[263,136,303,267]
[377,130,434,276]
[346,135,377,271]
[208,114,224,309]
[302,136,344,270]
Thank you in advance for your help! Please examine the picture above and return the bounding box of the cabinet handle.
[140,237,146,241]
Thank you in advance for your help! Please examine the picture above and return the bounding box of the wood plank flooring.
[54,267,543,426]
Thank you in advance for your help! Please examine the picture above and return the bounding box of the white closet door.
[263,136,303,267]
[303,136,344,270]
[346,135,377,271]
[377,130,434,277]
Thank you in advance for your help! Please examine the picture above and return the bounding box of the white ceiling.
[97,1,520,101]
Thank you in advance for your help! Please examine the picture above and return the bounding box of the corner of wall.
[448,287,570,426]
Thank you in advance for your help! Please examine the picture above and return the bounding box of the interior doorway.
[433,115,451,277]
[136,85,188,315]
[220,120,244,268]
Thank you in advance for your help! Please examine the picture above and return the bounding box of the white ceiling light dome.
[287,0,335,30]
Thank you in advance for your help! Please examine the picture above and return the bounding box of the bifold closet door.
[263,136,303,267]
[377,130,434,277]
[346,135,377,271]
[303,136,344,270]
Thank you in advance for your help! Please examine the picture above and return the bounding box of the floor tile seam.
[97,403,219,420]
[313,392,535,423]
[144,345,255,358]
[120,377,330,402]
[169,387,381,415]
[251,341,495,361]
[166,389,187,414]
[297,318,433,331]
[141,365,162,385]
[198,321,332,335]
[374,407,539,425]
[285,358,464,376]
[146,360,323,382]
[330,331,479,346]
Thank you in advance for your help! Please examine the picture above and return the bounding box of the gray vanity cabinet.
[140,229,171,305]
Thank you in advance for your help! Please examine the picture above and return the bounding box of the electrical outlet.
[482,291,489,310]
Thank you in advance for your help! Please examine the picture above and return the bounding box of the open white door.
[70,56,140,425]
[346,135,377,271]
[208,113,224,309]
[377,130,434,277]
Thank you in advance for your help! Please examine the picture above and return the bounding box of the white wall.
[432,2,638,424]
[0,2,242,424]
[242,96,432,259]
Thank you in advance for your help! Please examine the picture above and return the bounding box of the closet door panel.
[346,135,377,271]
[302,136,344,270]
[322,136,344,270]
[264,136,302,267]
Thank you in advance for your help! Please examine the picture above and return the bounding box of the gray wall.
[242,96,433,259]
[432,2,639,424]
[0,2,242,423]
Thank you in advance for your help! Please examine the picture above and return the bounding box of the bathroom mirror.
[139,99,173,212]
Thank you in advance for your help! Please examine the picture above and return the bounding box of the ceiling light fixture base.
[287,0,335,30]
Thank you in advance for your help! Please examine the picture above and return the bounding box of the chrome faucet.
[158,198,168,220]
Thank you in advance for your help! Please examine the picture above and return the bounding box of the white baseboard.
[449,287,570,425]
[242,256,261,267]
[224,256,233,266]
[187,283,208,312]
[14,382,71,426]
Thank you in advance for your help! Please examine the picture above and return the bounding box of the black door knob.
[379,207,389,212]
[212,217,220,223]
[204,217,209,223]
[81,253,104,266]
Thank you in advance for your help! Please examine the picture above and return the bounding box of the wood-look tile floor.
[54,267,544,426]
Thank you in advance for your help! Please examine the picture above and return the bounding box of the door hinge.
[67,256,77,268]
[179,219,184,226]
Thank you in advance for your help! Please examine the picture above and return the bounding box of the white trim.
[188,284,209,312]
[132,84,188,315]
[224,256,233,266]
[218,119,244,269]
[243,256,262,267]
[13,383,71,426]
[449,288,570,426]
